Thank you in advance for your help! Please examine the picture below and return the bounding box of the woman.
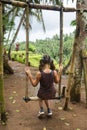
[25,55,62,118]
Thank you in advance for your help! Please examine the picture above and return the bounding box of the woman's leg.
[38,99,44,115]
[44,100,52,116]
[39,99,43,108]
[44,100,50,108]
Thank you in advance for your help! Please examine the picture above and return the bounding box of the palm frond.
[70,19,76,26]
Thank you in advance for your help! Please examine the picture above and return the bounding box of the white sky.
[14,0,76,42]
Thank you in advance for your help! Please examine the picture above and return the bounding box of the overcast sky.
[15,0,76,42]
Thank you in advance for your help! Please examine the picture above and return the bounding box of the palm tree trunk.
[7,7,17,44]
[70,0,87,103]
[0,2,7,124]
[8,9,25,59]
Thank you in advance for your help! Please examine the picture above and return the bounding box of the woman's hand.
[59,64,63,73]
[25,66,31,76]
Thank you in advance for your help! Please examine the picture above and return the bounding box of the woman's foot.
[47,108,52,116]
[37,107,45,118]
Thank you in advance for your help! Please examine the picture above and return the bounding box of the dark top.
[37,71,56,99]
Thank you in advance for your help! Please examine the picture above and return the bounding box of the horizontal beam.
[29,3,61,11]
[1,0,87,12]
[1,0,27,8]
[23,96,62,102]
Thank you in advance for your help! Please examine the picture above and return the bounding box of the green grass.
[11,51,59,68]
[11,51,42,67]
[29,54,42,67]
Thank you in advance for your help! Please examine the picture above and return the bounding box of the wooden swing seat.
[23,95,63,103]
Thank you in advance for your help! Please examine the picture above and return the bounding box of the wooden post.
[0,2,7,124]
[58,1,63,96]
[63,42,76,110]
[82,57,87,107]
[82,50,87,107]
[25,0,29,99]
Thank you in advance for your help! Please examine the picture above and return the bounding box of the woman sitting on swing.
[25,55,63,117]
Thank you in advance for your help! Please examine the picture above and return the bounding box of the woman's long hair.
[39,55,55,71]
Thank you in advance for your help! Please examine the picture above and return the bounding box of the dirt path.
[0,61,87,130]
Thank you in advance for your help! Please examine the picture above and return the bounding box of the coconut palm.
[4,0,61,42]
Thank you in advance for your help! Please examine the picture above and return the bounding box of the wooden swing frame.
[1,0,87,103]
[24,0,64,102]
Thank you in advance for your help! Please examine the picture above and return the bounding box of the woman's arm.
[54,70,59,83]
[25,67,41,87]
[54,65,63,83]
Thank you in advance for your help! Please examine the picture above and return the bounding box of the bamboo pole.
[1,0,87,12]
[82,58,87,107]
[58,2,63,96]
[63,42,76,110]
[82,51,87,107]
[0,2,7,124]
[25,0,29,99]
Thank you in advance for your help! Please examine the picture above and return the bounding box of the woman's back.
[40,71,54,89]
[37,70,56,99]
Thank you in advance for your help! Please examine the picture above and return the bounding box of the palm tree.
[3,0,61,59]
[4,0,61,43]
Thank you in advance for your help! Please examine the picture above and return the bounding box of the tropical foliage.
[8,32,75,68]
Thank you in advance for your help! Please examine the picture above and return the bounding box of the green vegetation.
[9,33,75,69]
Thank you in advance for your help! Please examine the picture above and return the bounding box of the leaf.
[1,122,6,125]
[73,114,77,117]
[16,110,20,112]
[43,127,46,130]
[13,91,16,94]
[5,112,9,115]
[12,100,16,104]
[69,107,73,110]
[60,117,66,121]
[9,96,13,100]
[65,122,70,126]
[58,107,63,110]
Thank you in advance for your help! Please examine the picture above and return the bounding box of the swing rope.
[24,0,30,102]
[23,0,64,103]
[58,1,63,97]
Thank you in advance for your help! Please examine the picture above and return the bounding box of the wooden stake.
[82,52,87,107]
[59,2,63,96]
[25,1,29,98]
[0,2,7,123]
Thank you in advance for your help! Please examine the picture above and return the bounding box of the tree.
[64,0,87,109]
